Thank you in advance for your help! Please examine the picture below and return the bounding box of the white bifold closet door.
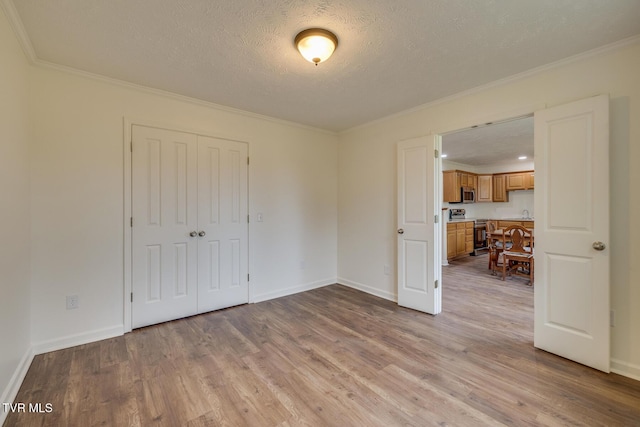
[131,125,248,329]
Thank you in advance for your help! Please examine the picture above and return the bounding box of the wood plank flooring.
[6,254,640,426]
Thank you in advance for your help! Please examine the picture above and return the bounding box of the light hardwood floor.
[6,254,640,426]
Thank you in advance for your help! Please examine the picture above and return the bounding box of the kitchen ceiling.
[5,0,640,132]
[442,116,534,167]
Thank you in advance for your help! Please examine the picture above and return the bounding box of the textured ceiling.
[6,0,640,131]
[442,117,534,167]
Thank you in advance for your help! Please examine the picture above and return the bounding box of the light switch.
[257,213,263,222]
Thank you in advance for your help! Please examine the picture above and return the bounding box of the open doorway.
[397,96,610,372]
[440,115,534,287]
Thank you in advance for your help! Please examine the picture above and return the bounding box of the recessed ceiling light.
[518,156,527,160]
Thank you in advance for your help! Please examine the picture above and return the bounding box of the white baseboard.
[337,277,397,302]
[31,325,124,356]
[0,346,35,426]
[251,278,336,303]
[611,358,640,381]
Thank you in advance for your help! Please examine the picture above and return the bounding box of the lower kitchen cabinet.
[447,221,474,260]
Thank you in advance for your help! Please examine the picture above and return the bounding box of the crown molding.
[342,34,640,135]
[0,0,337,137]
[34,59,339,136]
[3,0,638,136]
[1,0,36,62]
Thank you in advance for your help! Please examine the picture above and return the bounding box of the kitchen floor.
[444,252,533,291]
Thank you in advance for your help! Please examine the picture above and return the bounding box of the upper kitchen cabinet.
[493,174,509,202]
[443,170,461,203]
[505,171,535,191]
[476,174,493,202]
[443,170,478,203]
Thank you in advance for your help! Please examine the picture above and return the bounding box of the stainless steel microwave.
[461,187,475,203]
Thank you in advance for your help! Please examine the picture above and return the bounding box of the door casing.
[123,118,251,333]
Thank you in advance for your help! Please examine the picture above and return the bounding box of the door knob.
[397,228,404,234]
[592,241,606,251]
[198,231,206,237]
[189,231,197,237]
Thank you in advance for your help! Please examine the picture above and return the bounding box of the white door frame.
[433,100,610,370]
[123,118,251,333]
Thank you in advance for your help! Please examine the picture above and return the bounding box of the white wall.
[28,66,338,349]
[0,6,31,414]
[338,41,640,378]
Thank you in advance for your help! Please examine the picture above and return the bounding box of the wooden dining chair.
[486,220,509,273]
[501,225,534,285]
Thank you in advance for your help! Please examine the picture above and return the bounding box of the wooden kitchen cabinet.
[443,170,461,203]
[505,171,535,191]
[447,221,474,260]
[493,174,508,202]
[447,225,457,259]
[526,171,535,189]
[443,170,478,203]
[465,221,474,253]
[456,227,466,256]
[476,174,493,202]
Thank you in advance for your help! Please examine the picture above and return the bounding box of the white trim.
[0,347,34,426]
[5,0,638,136]
[0,0,36,62]
[251,278,335,303]
[31,325,124,356]
[40,60,334,135]
[124,120,251,332]
[611,359,640,382]
[337,277,396,302]
[123,118,132,333]
[342,35,640,135]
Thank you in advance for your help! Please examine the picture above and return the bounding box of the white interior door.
[132,126,249,328]
[534,95,610,372]
[397,135,442,314]
[132,125,199,328]
[197,136,249,312]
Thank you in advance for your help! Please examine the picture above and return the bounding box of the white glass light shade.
[295,28,338,65]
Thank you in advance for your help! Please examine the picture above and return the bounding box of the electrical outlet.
[66,295,79,310]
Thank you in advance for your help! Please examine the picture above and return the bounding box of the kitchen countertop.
[448,217,534,223]
[498,218,535,221]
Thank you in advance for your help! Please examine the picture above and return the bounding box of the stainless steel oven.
[473,219,488,254]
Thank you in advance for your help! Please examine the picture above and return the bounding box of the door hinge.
[130,141,133,152]
[435,149,439,158]
[435,279,439,289]
[247,214,250,223]
[130,292,133,302]
[434,215,439,224]
[130,217,133,227]
[247,157,250,165]
[247,274,250,281]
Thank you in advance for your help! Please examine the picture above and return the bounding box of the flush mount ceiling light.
[295,28,338,65]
